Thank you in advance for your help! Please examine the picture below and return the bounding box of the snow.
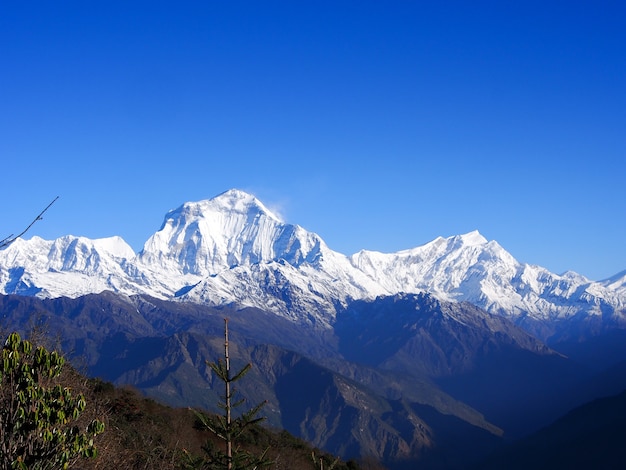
[456,230,488,246]
[1,189,625,330]
[601,270,626,292]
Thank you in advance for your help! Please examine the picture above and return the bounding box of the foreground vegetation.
[0,332,104,469]
[83,380,370,469]
[0,329,383,469]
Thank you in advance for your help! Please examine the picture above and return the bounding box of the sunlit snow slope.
[1,189,624,331]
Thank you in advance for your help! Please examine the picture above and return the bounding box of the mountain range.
[2,189,625,339]
[2,189,626,469]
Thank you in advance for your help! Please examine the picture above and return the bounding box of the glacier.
[1,188,624,336]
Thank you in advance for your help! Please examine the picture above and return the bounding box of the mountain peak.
[208,189,281,222]
[138,189,317,277]
[455,230,488,246]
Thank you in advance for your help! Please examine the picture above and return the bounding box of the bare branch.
[1,197,59,249]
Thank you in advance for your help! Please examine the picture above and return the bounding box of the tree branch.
[1,197,59,248]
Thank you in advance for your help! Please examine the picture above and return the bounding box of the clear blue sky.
[1,1,624,281]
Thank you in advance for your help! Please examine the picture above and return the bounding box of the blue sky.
[1,1,625,280]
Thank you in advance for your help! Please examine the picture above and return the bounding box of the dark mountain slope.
[335,293,588,437]
[249,343,502,469]
[0,292,505,469]
[551,327,626,371]
[82,330,504,469]
[479,388,626,469]
[7,291,624,466]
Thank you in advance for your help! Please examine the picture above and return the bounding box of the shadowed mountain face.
[335,293,553,376]
[4,290,623,468]
[0,291,504,468]
[477,389,626,470]
[334,293,589,437]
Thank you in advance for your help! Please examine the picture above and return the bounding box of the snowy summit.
[0,189,625,333]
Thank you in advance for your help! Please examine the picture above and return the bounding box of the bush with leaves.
[0,332,105,469]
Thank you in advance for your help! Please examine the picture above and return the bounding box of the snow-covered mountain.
[350,231,626,323]
[0,235,138,297]
[1,189,624,334]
